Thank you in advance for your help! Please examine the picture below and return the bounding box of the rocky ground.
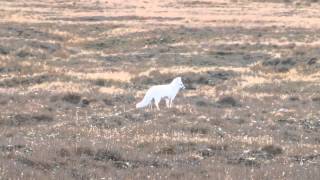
[0,0,320,179]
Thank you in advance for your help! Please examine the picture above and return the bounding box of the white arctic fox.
[136,77,185,110]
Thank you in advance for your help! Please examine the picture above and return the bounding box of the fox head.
[172,77,185,90]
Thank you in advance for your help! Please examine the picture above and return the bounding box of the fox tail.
[136,95,151,108]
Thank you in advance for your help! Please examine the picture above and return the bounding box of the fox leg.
[169,98,173,108]
[148,103,153,110]
[147,99,155,111]
[165,98,170,108]
[155,102,160,110]
[154,97,161,110]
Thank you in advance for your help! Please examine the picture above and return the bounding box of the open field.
[1,0,320,179]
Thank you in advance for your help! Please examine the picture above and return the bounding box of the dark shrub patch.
[307,57,318,65]
[94,149,122,161]
[190,127,209,134]
[80,99,90,107]
[262,58,296,73]
[0,46,10,55]
[62,93,81,104]
[32,114,54,122]
[91,116,124,129]
[261,145,283,157]
[75,147,94,157]
[9,114,53,126]
[198,145,228,158]
[57,148,70,157]
[217,96,240,107]
[16,50,33,58]
[103,98,114,106]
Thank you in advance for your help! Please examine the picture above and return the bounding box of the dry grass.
[0,0,320,179]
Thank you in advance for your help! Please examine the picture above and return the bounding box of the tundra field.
[1,0,320,179]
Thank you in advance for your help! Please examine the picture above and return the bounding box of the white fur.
[136,77,185,110]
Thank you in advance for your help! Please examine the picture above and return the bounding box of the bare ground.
[0,0,320,179]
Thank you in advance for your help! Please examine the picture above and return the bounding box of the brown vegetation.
[0,0,320,179]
